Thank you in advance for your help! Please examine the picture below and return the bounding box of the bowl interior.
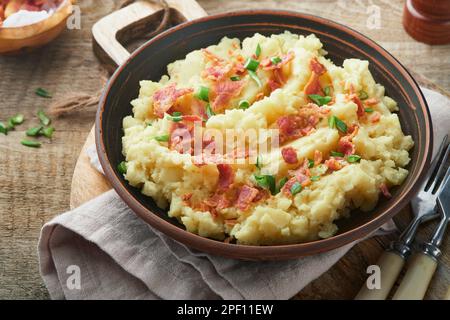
[97,11,432,258]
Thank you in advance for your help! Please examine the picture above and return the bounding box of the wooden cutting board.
[69,1,450,300]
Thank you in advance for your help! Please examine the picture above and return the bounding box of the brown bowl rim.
[96,9,433,260]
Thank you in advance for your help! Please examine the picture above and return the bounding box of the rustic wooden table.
[0,0,449,300]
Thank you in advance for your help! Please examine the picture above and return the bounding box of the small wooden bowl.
[403,0,450,45]
[0,0,73,55]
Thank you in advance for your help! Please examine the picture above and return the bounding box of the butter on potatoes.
[122,32,413,245]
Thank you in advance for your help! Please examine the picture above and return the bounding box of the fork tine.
[429,143,450,194]
[424,135,449,191]
[436,164,450,196]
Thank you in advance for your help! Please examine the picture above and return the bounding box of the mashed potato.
[121,32,414,245]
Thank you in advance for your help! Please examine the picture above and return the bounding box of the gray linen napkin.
[38,87,450,300]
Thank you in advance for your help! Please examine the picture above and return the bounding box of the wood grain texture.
[0,0,449,300]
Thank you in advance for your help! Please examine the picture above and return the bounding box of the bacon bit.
[325,157,343,171]
[202,49,225,63]
[282,177,297,195]
[182,115,203,122]
[268,79,282,92]
[204,193,232,210]
[310,57,327,75]
[281,147,299,164]
[314,150,323,165]
[365,98,379,106]
[255,92,265,101]
[170,123,193,155]
[261,52,295,71]
[371,112,381,123]
[234,62,246,74]
[349,94,366,118]
[182,193,193,201]
[236,185,259,211]
[347,124,360,138]
[253,188,270,202]
[277,104,329,144]
[337,136,356,156]
[153,83,193,118]
[212,79,245,112]
[225,219,238,226]
[232,42,240,49]
[203,64,233,81]
[217,164,235,190]
[380,183,392,199]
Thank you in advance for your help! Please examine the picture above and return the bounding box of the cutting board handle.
[92,0,207,67]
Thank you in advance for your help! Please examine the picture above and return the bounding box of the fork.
[392,148,450,300]
[356,135,449,300]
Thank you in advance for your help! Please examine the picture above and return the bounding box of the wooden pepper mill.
[403,0,450,45]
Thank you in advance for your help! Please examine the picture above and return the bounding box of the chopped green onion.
[35,88,52,98]
[335,117,347,133]
[248,70,262,87]
[230,76,241,81]
[21,140,41,148]
[0,122,7,135]
[244,58,260,72]
[11,114,24,125]
[168,112,183,122]
[42,127,55,138]
[308,94,332,106]
[256,155,262,170]
[7,118,15,130]
[37,110,51,126]
[323,86,332,96]
[271,56,282,65]
[311,176,320,182]
[308,159,315,168]
[278,177,289,193]
[154,134,169,142]
[331,151,344,157]
[118,161,127,174]
[347,155,362,163]
[328,115,336,129]
[254,174,276,195]
[255,43,262,58]
[365,108,374,113]
[26,126,43,137]
[290,182,302,195]
[206,103,215,118]
[195,86,210,102]
[239,100,250,110]
[358,90,369,100]
[147,122,153,127]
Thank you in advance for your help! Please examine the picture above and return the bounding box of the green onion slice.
[42,127,55,138]
[331,151,344,157]
[323,86,332,96]
[255,43,262,58]
[206,103,215,118]
[365,108,374,113]
[311,176,320,182]
[195,86,210,102]
[21,140,41,148]
[271,56,282,65]
[248,70,263,87]
[118,161,127,174]
[35,88,52,98]
[239,100,250,110]
[278,177,288,192]
[308,159,315,168]
[254,174,276,195]
[290,182,302,195]
[37,110,51,126]
[0,122,7,135]
[26,126,43,137]
[230,76,241,81]
[244,58,260,72]
[347,155,362,163]
[335,117,347,133]
[11,114,24,125]
[154,134,169,142]
[308,94,332,106]
[358,90,369,100]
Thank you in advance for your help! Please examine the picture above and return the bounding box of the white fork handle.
[355,251,405,300]
[392,253,437,300]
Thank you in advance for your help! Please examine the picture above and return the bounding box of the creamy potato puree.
[121,32,413,245]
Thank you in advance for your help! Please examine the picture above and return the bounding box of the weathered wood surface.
[0,0,449,300]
